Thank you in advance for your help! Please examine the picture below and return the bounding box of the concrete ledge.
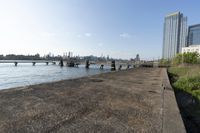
[162,68,186,133]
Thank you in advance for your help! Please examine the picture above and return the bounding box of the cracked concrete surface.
[0,68,183,133]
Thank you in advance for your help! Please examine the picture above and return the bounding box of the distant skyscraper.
[162,12,187,59]
[135,54,140,61]
[188,24,200,46]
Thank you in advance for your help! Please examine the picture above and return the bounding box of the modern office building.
[182,45,200,55]
[162,12,187,59]
[188,24,200,46]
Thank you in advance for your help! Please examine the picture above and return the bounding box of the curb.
[162,68,186,133]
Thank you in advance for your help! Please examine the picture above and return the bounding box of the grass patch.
[168,66,200,101]
[174,76,200,100]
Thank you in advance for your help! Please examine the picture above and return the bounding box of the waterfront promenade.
[0,68,185,132]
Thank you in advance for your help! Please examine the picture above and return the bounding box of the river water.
[0,63,110,90]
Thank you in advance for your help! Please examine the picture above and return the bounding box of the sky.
[0,0,200,59]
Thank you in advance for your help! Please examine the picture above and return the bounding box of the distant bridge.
[0,59,158,69]
[0,60,58,66]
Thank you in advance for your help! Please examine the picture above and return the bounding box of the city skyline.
[1,0,200,59]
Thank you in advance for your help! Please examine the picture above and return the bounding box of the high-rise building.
[162,12,187,59]
[188,24,200,46]
[135,54,140,61]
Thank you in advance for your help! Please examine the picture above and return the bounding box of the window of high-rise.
[188,24,200,46]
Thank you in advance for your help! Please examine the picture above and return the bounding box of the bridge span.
[0,60,58,66]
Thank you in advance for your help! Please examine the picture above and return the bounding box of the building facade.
[162,12,187,59]
[188,24,200,46]
[182,45,200,55]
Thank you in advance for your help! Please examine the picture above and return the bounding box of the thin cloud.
[40,32,55,38]
[120,33,131,38]
[77,34,82,38]
[98,42,103,47]
[85,33,92,37]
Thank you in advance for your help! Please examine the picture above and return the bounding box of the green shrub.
[172,53,182,65]
[172,52,200,65]
[173,76,200,100]
[159,59,171,66]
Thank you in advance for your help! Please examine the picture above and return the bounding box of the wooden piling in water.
[86,60,90,69]
[111,60,116,71]
[100,64,104,69]
[32,62,36,66]
[118,65,122,70]
[14,62,18,66]
[59,59,64,67]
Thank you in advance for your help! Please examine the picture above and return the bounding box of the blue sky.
[0,0,200,59]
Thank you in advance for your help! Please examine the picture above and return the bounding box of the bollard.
[85,60,90,69]
[46,62,49,65]
[14,62,18,66]
[111,60,116,71]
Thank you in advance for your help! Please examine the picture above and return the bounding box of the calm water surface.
[0,63,110,90]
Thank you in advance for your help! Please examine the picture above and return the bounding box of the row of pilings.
[59,59,131,71]
[11,59,132,70]
[13,61,56,66]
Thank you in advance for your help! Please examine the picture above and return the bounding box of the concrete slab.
[0,68,185,132]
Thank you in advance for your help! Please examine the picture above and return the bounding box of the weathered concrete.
[162,69,186,133]
[0,68,185,132]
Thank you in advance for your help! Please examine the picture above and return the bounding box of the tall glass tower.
[162,12,187,59]
[188,24,200,46]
